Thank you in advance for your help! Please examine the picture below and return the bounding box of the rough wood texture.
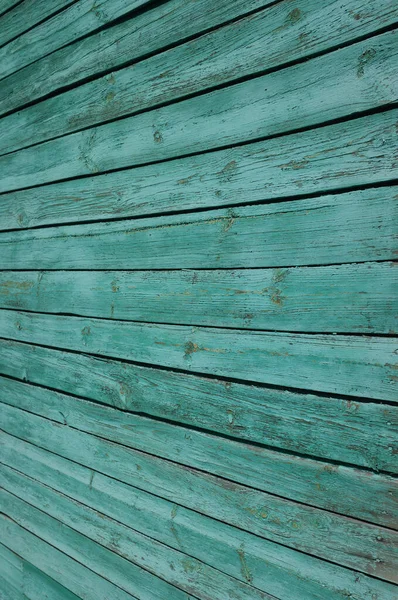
[0,0,272,116]
[2,404,398,581]
[0,30,397,192]
[0,1,23,18]
[0,0,152,81]
[2,434,396,600]
[2,0,398,154]
[0,262,396,333]
[0,338,397,471]
[1,188,397,269]
[0,546,80,600]
[2,375,397,520]
[0,0,74,49]
[1,0,397,597]
[1,110,396,230]
[1,477,276,600]
[1,516,140,600]
[0,308,396,399]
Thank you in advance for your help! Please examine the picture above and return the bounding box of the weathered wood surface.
[2,435,396,600]
[0,307,396,400]
[0,262,396,334]
[3,376,397,519]
[1,188,397,270]
[1,403,397,581]
[0,0,273,117]
[4,376,398,527]
[0,0,152,81]
[0,545,80,600]
[2,0,398,154]
[1,472,276,600]
[1,516,139,600]
[0,308,396,400]
[1,30,397,192]
[0,1,22,18]
[0,0,74,49]
[1,1,396,597]
[1,338,397,471]
[1,110,396,231]
[0,543,23,599]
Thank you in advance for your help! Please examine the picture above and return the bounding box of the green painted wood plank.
[0,1,22,18]
[0,339,397,476]
[2,436,396,600]
[0,577,24,600]
[0,0,75,49]
[1,489,218,600]
[2,374,396,521]
[0,543,23,595]
[0,0,153,80]
[22,563,81,600]
[0,516,139,600]
[3,0,398,153]
[0,546,81,600]
[1,187,397,269]
[0,0,273,116]
[1,31,397,192]
[0,308,396,400]
[1,468,276,600]
[1,403,397,580]
[1,110,396,231]
[0,262,396,334]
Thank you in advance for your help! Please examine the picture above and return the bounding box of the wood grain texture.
[0,1,23,18]
[1,471,276,600]
[0,0,152,81]
[2,435,396,600]
[1,30,397,192]
[0,543,23,599]
[2,374,396,519]
[0,546,80,600]
[0,0,75,49]
[0,0,272,116]
[0,308,396,400]
[1,516,139,600]
[1,187,397,270]
[0,338,397,471]
[2,0,398,154]
[0,262,396,334]
[1,403,397,581]
[1,110,396,231]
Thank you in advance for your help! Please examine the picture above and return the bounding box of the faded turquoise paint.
[0,0,397,599]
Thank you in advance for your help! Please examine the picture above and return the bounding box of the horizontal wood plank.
[2,435,396,600]
[0,262,396,334]
[2,374,396,517]
[22,563,81,600]
[0,0,272,116]
[1,110,396,231]
[0,338,397,472]
[0,0,152,81]
[0,543,23,597]
[2,0,398,153]
[0,30,397,192]
[1,403,397,580]
[1,469,276,600]
[2,490,198,600]
[0,546,81,600]
[0,0,74,49]
[0,1,23,18]
[1,187,397,270]
[0,515,139,600]
[0,308,396,399]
